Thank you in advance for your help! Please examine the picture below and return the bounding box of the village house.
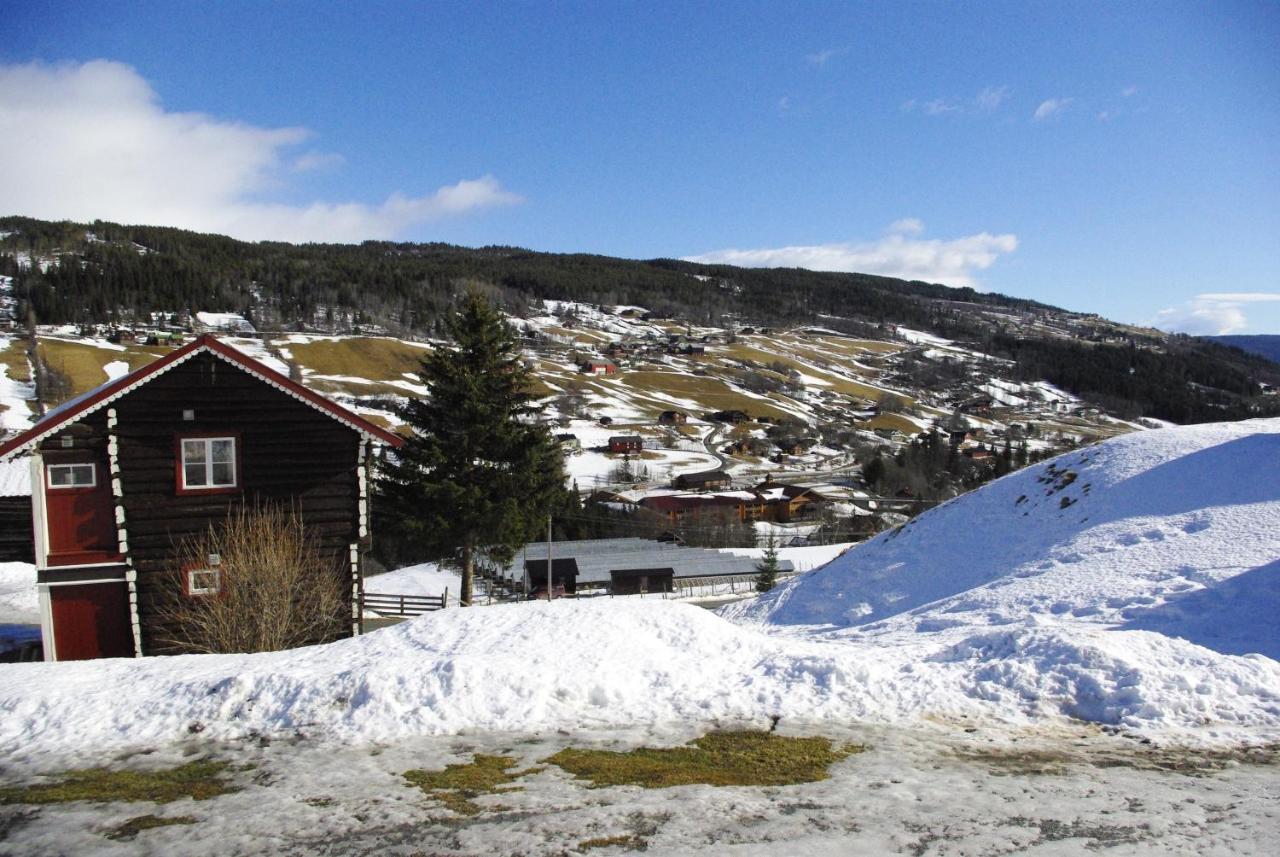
[0,334,403,662]
[639,491,766,525]
[673,469,732,491]
[657,410,688,426]
[752,481,824,523]
[607,435,644,454]
[580,359,617,375]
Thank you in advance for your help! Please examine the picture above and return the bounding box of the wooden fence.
[669,570,801,598]
[361,590,448,616]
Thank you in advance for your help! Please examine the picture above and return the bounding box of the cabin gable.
[112,352,363,653]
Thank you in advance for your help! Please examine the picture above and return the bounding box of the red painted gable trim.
[0,334,404,460]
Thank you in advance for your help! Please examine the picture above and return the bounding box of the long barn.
[506,537,795,595]
[0,334,403,661]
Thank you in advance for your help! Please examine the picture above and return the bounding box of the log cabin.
[0,334,403,661]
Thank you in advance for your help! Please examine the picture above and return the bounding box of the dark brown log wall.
[112,352,359,652]
[0,496,33,562]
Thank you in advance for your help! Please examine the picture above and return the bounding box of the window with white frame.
[187,567,222,596]
[180,437,237,490]
[48,462,96,489]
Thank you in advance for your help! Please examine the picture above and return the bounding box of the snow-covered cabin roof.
[505,538,794,584]
[0,334,404,461]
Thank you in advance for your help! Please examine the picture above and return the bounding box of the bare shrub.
[154,503,348,654]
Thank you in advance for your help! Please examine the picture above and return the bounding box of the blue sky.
[2,1,1278,333]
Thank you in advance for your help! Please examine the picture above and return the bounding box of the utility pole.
[546,516,553,601]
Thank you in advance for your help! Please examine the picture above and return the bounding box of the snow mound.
[2,420,1278,759]
[0,562,38,622]
[0,601,798,758]
[729,417,1280,653]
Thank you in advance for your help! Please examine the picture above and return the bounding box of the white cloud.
[1033,98,1072,121]
[0,60,522,242]
[806,48,839,66]
[1120,85,1139,97]
[683,221,1018,289]
[1194,292,1280,304]
[887,218,925,236]
[1154,293,1280,335]
[291,151,346,173]
[904,86,1012,117]
[974,85,1012,112]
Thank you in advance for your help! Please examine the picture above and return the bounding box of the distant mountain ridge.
[2,215,1279,425]
[1209,335,1280,365]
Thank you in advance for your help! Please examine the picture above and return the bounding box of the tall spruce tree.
[378,292,566,605]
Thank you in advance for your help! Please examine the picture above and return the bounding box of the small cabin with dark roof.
[0,334,403,662]
[672,470,731,491]
[609,567,674,595]
[524,557,579,596]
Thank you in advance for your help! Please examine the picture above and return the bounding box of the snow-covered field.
[1,418,1277,854]
[3,419,1278,760]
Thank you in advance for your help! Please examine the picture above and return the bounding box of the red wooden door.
[50,582,133,660]
[45,460,118,565]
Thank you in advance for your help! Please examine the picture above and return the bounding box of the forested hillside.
[2,215,1277,424]
[1209,335,1280,365]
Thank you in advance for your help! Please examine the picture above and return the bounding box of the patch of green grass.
[105,814,198,840]
[37,339,168,398]
[284,336,429,381]
[546,731,863,789]
[577,834,648,852]
[0,339,32,383]
[403,754,542,816]
[0,760,238,805]
[619,371,794,420]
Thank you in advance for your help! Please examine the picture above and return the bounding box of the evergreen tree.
[755,538,780,593]
[377,292,566,605]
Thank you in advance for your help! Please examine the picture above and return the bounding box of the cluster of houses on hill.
[590,473,905,534]
[575,331,736,375]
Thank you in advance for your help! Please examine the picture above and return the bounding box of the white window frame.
[187,567,222,596]
[47,462,96,489]
[180,436,238,490]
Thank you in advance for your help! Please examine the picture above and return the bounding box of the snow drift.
[728,417,1280,645]
[1,419,1277,760]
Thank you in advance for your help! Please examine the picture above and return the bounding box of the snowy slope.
[0,420,1277,760]
[729,417,1280,643]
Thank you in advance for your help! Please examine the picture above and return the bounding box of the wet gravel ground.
[2,721,1277,856]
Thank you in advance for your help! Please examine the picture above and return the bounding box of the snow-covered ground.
[365,562,492,603]
[1,420,1279,854]
[1,418,1277,762]
[0,334,36,431]
[7,720,1277,857]
[0,561,38,623]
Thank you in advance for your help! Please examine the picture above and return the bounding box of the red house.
[580,359,617,375]
[608,435,644,454]
[0,334,403,661]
